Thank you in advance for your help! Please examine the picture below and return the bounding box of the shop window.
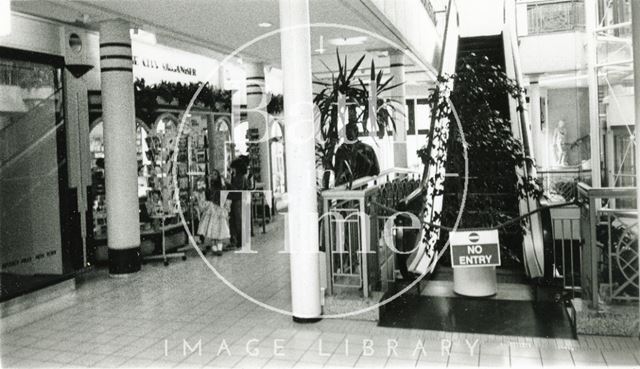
[89,118,151,239]
[0,53,73,301]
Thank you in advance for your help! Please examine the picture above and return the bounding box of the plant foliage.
[313,50,403,189]
[134,78,232,123]
[419,53,543,265]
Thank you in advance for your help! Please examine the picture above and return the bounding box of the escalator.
[440,34,524,271]
[405,0,545,279]
[379,0,562,336]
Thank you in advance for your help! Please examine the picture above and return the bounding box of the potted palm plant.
[313,50,403,190]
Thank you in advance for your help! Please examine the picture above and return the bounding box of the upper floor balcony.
[516,0,588,75]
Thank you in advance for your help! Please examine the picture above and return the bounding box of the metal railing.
[577,182,638,309]
[320,168,421,298]
[526,0,585,35]
[541,196,583,294]
[538,168,592,201]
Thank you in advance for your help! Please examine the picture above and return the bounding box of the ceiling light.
[328,36,367,46]
[258,22,273,28]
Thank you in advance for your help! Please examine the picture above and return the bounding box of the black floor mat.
[379,293,575,339]
[0,273,67,302]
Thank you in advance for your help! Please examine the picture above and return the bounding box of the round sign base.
[453,266,497,297]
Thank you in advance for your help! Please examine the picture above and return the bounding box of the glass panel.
[534,29,592,200]
[0,57,66,301]
[595,1,635,192]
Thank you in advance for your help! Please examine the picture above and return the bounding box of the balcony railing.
[527,0,585,35]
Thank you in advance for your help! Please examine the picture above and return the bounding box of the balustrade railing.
[577,182,638,309]
[320,168,421,298]
[526,0,585,35]
[538,168,591,202]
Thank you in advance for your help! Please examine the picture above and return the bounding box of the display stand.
[252,183,268,234]
[142,115,186,266]
[177,116,210,254]
[143,215,187,266]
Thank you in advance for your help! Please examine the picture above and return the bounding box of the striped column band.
[246,75,265,97]
[99,42,133,73]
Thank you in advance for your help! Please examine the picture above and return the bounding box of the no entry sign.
[450,230,501,268]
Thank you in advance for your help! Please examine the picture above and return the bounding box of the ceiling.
[12,0,432,76]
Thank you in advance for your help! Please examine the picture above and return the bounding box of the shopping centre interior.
[0,0,639,368]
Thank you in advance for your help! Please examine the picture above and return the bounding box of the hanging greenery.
[134,78,232,123]
[267,94,284,115]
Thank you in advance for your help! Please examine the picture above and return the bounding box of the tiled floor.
[2,215,640,368]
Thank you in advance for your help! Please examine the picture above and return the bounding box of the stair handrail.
[407,0,461,276]
[503,0,545,277]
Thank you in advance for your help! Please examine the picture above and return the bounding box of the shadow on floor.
[378,293,575,339]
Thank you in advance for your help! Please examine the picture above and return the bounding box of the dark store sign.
[132,55,197,76]
[450,230,501,268]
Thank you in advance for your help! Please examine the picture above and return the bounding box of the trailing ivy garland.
[414,75,455,274]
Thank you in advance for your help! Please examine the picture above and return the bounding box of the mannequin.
[334,123,380,186]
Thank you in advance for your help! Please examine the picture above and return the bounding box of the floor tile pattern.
[2,216,639,368]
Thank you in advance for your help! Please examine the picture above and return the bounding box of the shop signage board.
[450,230,501,268]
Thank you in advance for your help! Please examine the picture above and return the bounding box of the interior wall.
[456,0,505,37]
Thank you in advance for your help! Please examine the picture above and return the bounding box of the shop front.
[81,36,290,265]
[86,84,234,265]
[0,12,241,303]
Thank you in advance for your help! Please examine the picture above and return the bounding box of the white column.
[279,0,321,322]
[631,0,640,336]
[586,0,602,187]
[99,19,141,275]
[246,62,273,206]
[528,78,543,169]
[389,51,408,168]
